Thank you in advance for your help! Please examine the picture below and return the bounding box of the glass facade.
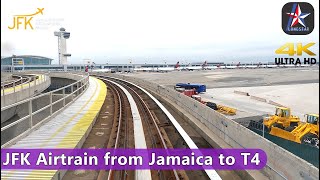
[1,56,53,65]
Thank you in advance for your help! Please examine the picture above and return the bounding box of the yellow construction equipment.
[205,102,237,115]
[263,107,300,130]
[216,104,237,115]
[270,114,319,147]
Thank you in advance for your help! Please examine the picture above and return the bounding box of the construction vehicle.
[190,95,237,115]
[263,107,300,131]
[270,114,319,148]
[175,86,236,115]
[206,102,237,115]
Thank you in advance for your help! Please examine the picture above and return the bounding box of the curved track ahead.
[94,75,222,180]
[97,77,184,180]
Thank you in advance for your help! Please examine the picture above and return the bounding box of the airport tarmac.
[126,67,319,119]
[127,67,319,88]
[201,83,319,120]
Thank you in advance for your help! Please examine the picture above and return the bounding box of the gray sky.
[1,0,319,64]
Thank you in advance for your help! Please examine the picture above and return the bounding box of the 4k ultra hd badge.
[282,2,314,35]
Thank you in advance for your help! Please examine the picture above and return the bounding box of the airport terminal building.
[1,55,53,66]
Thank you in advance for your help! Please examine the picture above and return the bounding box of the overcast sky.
[1,0,319,64]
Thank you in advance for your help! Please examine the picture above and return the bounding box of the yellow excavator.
[263,107,300,131]
[270,114,319,147]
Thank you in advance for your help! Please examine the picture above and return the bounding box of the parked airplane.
[174,61,180,69]
[133,61,314,72]
[182,61,211,71]
[92,68,112,72]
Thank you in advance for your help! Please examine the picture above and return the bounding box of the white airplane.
[300,64,313,67]
[132,61,315,72]
[154,66,176,72]
[257,62,269,68]
[266,64,279,68]
[224,63,239,69]
[206,65,221,69]
[134,67,152,71]
[134,62,180,72]
[243,63,261,69]
[184,61,231,70]
[183,65,202,71]
[92,68,112,72]
[143,61,210,71]
[283,64,297,68]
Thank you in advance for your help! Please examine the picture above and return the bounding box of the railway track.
[64,75,219,180]
[117,81,184,180]
[1,75,38,89]
[98,77,185,180]
[102,80,135,180]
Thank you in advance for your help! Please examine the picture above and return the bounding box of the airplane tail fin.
[202,61,208,68]
[175,61,180,68]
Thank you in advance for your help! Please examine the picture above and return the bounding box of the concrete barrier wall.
[1,75,51,124]
[1,73,85,108]
[234,90,249,96]
[250,95,267,102]
[1,75,51,108]
[104,73,319,180]
[268,100,286,107]
[2,72,90,148]
[49,72,85,81]
[14,72,85,82]
[1,72,86,124]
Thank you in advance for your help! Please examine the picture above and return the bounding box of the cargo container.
[183,89,197,97]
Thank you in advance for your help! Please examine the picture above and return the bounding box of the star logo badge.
[287,4,310,27]
[282,2,314,35]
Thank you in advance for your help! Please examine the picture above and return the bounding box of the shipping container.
[183,89,197,97]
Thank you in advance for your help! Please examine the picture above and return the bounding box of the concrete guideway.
[1,72,90,147]
[100,78,152,180]
[1,77,107,180]
[1,74,47,95]
[103,76,222,180]
[1,74,51,124]
[1,74,51,107]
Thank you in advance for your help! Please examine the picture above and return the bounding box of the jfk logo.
[8,8,44,30]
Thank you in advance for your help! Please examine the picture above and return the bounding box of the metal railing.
[1,74,47,96]
[1,75,23,87]
[1,72,90,148]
